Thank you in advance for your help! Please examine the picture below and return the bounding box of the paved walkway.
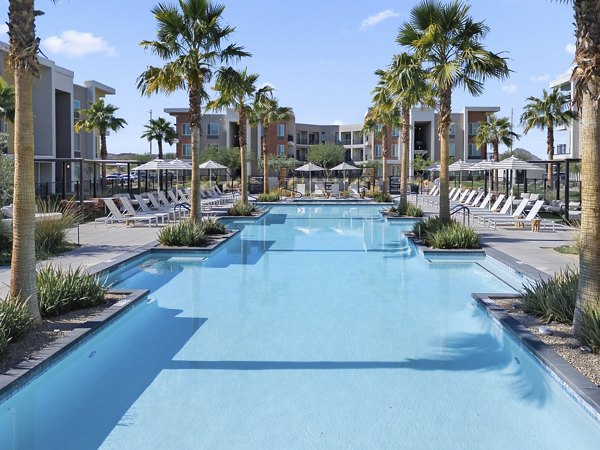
[0,202,579,297]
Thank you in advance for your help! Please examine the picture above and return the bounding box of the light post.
[149,109,153,155]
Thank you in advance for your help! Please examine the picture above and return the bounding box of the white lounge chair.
[134,194,170,224]
[120,196,166,225]
[330,183,340,198]
[481,198,529,226]
[147,192,182,221]
[94,197,157,227]
[489,200,555,230]
[296,184,306,197]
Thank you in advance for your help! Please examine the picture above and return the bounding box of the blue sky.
[0,0,576,157]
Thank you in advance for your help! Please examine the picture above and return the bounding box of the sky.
[0,0,576,158]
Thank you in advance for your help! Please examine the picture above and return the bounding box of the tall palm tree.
[141,117,177,159]
[75,99,127,180]
[208,67,259,205]
[7,0,57,321]
[397,0,510,222]
[137,0,249,223]
[0,77,15,123]
[520,87,577,186]
[251,89,293,194]
[557,0,600,336]
[387,52,432,210]
[475,113,519,188]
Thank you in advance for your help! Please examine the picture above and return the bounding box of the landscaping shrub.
[411,217,480,249]
[157,220,206,247]
[581,302,600,352]
[257,191,280,202]
[522,269,578,323]
[389,202,423,217]
[228,201,256,216]
[373,192,393,203]
[0,295,33,342]
[37,265,108,317]
[199,216,227,235]
[411,216,444,239]
[0,328,7,355]
[35,198,80,258]
[0,220,11,256]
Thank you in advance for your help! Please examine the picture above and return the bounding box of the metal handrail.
[450,204,471,226]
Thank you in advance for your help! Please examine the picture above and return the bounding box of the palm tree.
[208,67,259,205]
[137,0,249,223]
[520,88,577,186]
[6,0,58,321]
[556,0,600,336]
[475,113,519,188]
[141,117,177,159]
[251,89,293,194]
[75,99,127,180]
[387,52,432,210]
[0,77,15,123]
[397,0,510,222]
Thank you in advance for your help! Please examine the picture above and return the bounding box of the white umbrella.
[132,158,173,189]
[295,162,325,196]
[331,162,360,190]
[448,159,473,187]
[198,160,228,187]
[170,158,192,186]
[493,156,545,197]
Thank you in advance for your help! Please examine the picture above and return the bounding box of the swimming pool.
[1,204,599,449]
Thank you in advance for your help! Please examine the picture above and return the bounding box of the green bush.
[0,220,11,255]
[373,192,393,203]
[522,269,578,323]
[257,191,280,202]
[37,265,108,317]
[412,217,480,249]
[0,327,7,355]
[389,202,423,217]
[581,302,600,352]
[199,216,227,235]
[35,198,81,258]
[0,295,33,342]
[157,220,207,247]
[228,201,256,216]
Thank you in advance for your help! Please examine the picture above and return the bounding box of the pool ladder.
[450,204,470,227]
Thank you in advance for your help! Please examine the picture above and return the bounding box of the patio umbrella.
[198,160,228,187]
[295,162,325,196]
[331,162,360,190]
[468,160,495,194]
[170,158,192,186]
[493,156,545,195]
[448,159,473,187]
[132,158,174,190]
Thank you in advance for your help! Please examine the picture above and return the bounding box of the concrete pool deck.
[0,201,578,298]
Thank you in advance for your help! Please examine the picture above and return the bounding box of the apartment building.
[165,105,499,176]
[0,42,115,191]
[549,74,581,160]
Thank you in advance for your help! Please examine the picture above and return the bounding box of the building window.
[556,144,568,155]
[449,123,456,137]
[277,144,285,156]
[73,100,81,120]
[449,142,456,158]
[376,124,383,132]
[277,124,285,138]
[468,143,480,158]
[182,143,192,157]
[74,133,80,152]
[207,123,219,137]
[182,123,192,136]
[468,122,480,136]
[392,128,400,137]
[391,144,399,158]
[375,144,382,158]
[320,131,326,143]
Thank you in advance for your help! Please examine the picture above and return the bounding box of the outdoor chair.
[330,184,340,198]
[296,184,306,197]
[94,197,157,227]
[134,194,170,224]
[470,194,505,221]
[147,192,182,221]
[120,196,166,225]
[472,196,515,224]
[481,198,529,226]
[488,200,555,231]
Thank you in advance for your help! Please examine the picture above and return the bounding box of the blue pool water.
[1,204,599,449]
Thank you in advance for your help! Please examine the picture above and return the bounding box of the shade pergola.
[295,162,325,196]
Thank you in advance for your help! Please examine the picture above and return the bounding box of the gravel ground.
[0,294,124,375]
[493,298,600,387]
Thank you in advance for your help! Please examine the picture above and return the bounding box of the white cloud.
[359,9,400,31]
[42,30,116,57]
[530,74,550,82]
[0,24,8,35]
[502,84,518,94]
[333,119,344,126]
[565,43,576,54]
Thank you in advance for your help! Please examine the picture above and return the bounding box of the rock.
[580,345,592,353]
[538,326,553,336]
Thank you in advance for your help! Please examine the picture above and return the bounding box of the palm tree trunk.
[100,132,108,180]
[438,88,452,222]
[188,84,202,223]
[8,0,40,322]
[400,105,410,210]
[381,126,388,194]
[493,142,500,190]
[238,108,248,205]
[546,123,554,188]
[262,122,269,194]
[157,139,163,160]
[573,0,600,336]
